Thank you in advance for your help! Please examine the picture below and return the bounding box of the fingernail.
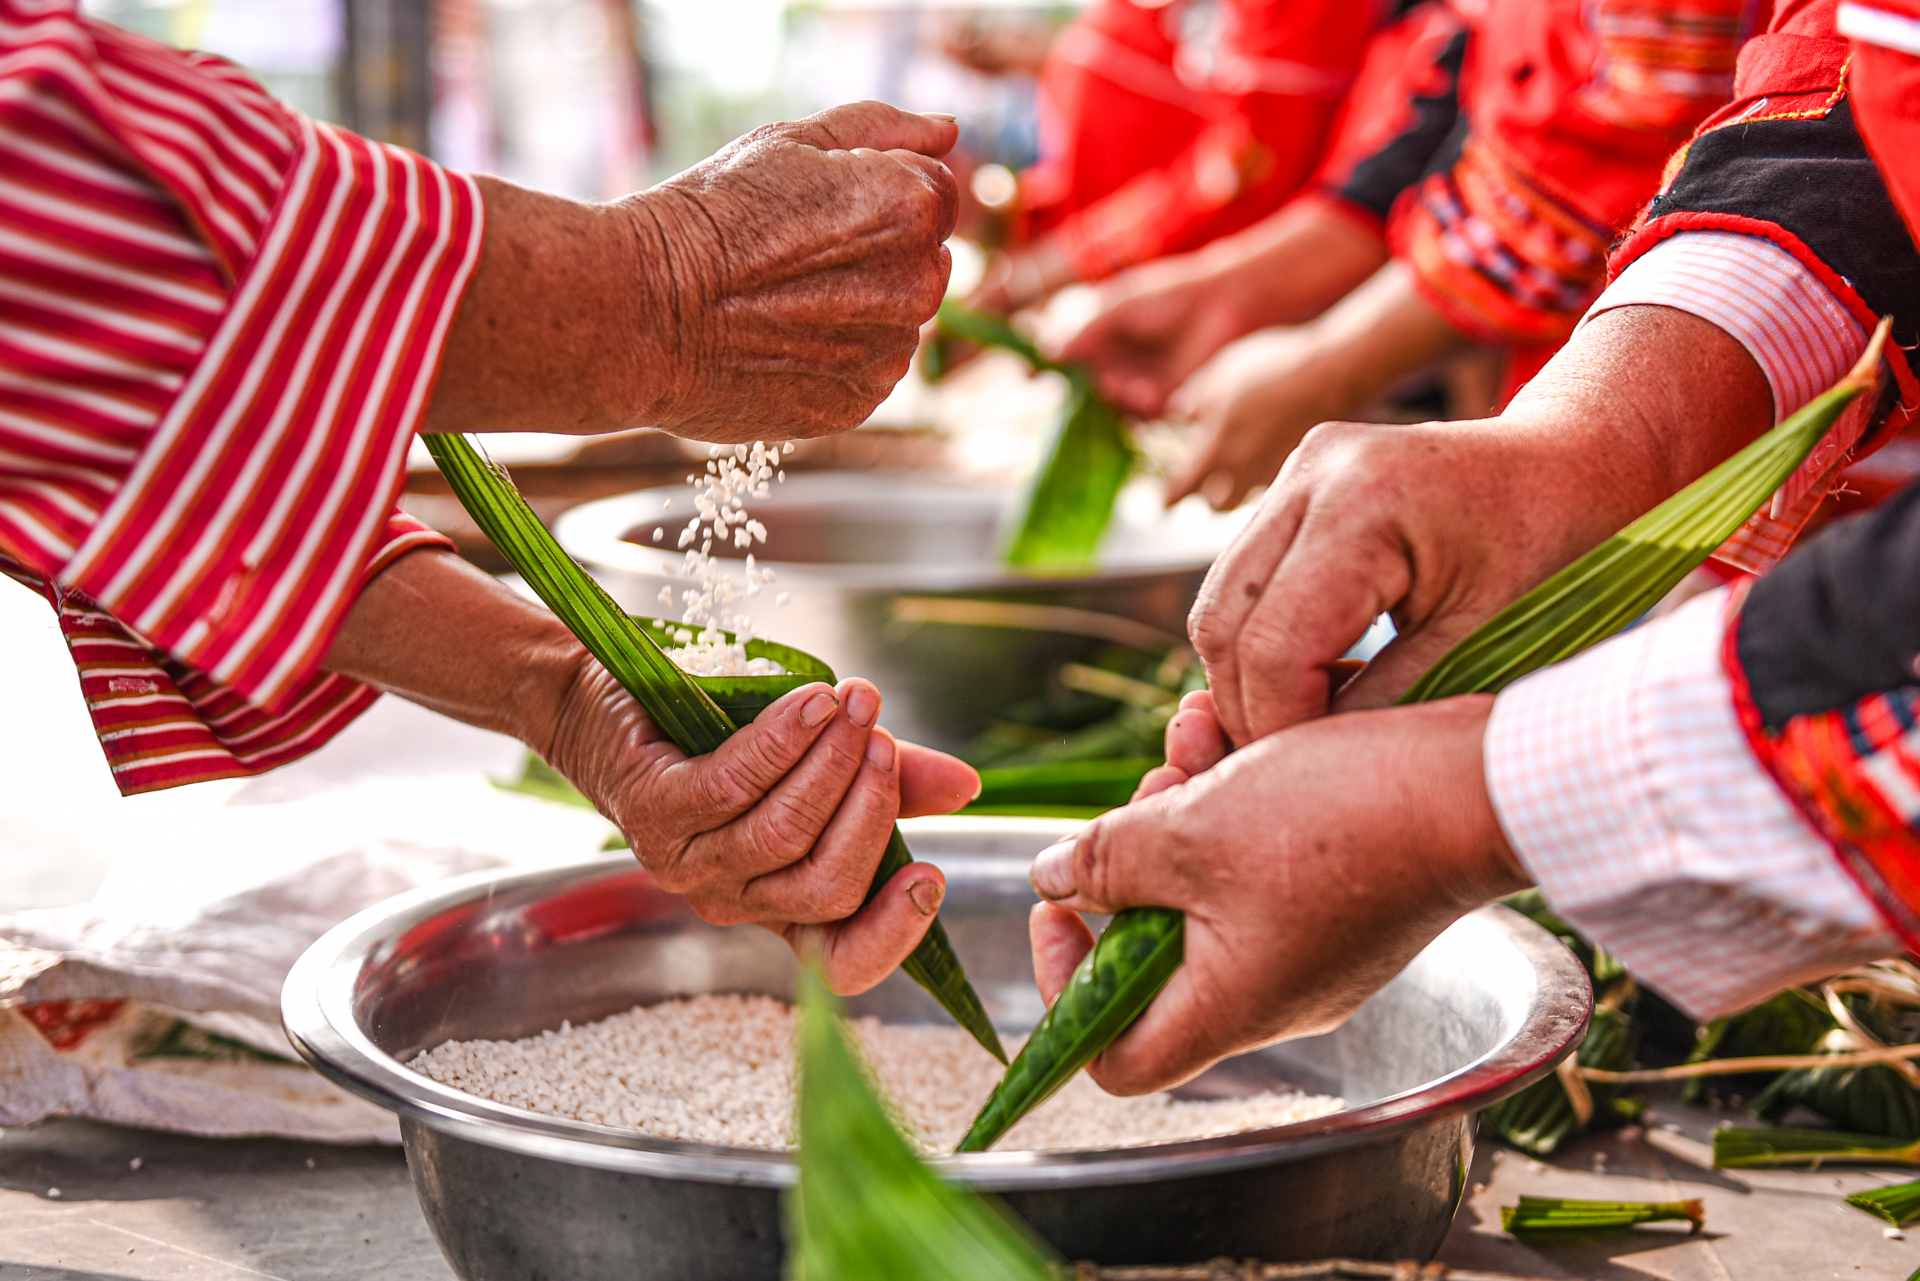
[906,879,943,916]
[921,111,957,123]
[801,691,838,727]
[846,684,879,728]
[865,730,896,770]
[1030,839,1076,901]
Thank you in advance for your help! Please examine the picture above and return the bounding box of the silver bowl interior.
[553,473,1251,750]
[284,818,1590,1191]
[554,471,1251,588]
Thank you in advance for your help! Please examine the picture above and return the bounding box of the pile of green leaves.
[960,643,1202,819]
[935,302,1136,572]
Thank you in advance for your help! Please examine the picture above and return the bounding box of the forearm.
[1496,303,1776,554]
[1487,588,1897,1018]
[1194,202,1390,333]
[321,547,581,758]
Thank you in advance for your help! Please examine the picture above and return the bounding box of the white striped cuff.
[1839,3,1920,56]
[1484,589,1896,1019]
[1584,230,1868,423]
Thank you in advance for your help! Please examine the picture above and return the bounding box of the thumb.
[791,100,958,158]
[1028,806,1185,915]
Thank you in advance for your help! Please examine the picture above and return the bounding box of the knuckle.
[753,801,825,860]
[818,874,867,921]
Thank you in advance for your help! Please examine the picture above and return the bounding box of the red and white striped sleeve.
[0,0,480,794]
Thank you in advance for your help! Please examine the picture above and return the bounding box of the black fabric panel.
[1738,480,1920,730]
[1646,99,1920,352]
[1331,28,1469,223]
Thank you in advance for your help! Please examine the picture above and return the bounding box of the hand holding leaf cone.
[423,432,1005,1063]
[957,320,1893,1152]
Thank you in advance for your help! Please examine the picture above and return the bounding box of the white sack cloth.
[1,586,617,1142]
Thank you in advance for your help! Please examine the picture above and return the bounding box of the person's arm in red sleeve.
[1155,0,1754,511]
[1,3,971,995]
[970,0,1375,315]
[1055,1,1472,417]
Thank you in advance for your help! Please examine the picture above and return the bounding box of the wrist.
[505,624,597,767]
[1410,694,1529,908]
[612,187,723,430]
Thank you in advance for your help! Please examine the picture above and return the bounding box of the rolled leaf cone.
[423,433,1006,1064]
[936,301,1137,571]
[956,319,1894,1152]
[956,907,1182,1152]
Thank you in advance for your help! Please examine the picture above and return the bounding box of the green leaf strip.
[1847,1179,1920,1226]
[788,966,1056,1281]
[935,301,1138,572]
[422,433,1005,1064]
[1500,1196,1704,1236]
[956,907,1183,1152]
[1712,1125,1920,1168]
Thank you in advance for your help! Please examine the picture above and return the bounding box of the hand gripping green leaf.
[955,319,1893,1151]
[423,432,1006,1064]
[937,302,1136,571]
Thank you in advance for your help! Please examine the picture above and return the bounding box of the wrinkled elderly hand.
[1185,305,1776,746]
[630,102,961,439]
[1025,695,1525,1095]
[429,102,960,441]
[546,662,981,994]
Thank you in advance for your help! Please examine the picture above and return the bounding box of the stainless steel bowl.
[554,473,1250,750]
[284,818,1588,1281]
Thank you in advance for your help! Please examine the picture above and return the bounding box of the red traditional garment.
[1391,0,1763,384]
[1610,0,1920,568]
[0,0,479,793]
[1845,0,1920,229]
[1021,0,1377,281]
[1717,0,1920,957]
[1301,0,1476,243]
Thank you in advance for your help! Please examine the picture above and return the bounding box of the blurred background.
[78,0,1056,207]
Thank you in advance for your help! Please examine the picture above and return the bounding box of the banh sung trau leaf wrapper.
[954,320,1894,1152]
[423,432,1006,1064]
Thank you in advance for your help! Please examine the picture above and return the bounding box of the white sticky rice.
[410,994,1342,1154]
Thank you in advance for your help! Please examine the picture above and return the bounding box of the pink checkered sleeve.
[1585,231,1868,421]
[1580,231,1874,573]
[1484,588,1898,1020]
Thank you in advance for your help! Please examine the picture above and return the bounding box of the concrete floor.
[2,1092,1915,1281]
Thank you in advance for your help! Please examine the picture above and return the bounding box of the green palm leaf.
[423,433,1005,1063]
[788,966,1055,1280]
[956,320,1892,1151]
[937,302,1136,572]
